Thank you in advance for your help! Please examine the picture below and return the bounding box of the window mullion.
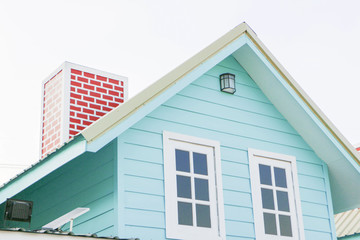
[271,166,281,237]
[190,151,196,227]
[178,172,192,177]
[194,199,211,205]
[177,198,193,203]
[193,174,208,179]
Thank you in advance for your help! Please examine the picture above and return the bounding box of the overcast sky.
[1,0,360,181]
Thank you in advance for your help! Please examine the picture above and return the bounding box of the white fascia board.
[85,35,248,153]
[0,137,87,204]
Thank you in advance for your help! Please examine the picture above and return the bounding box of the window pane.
[274,167,287,188]
[196,204,211,228]
[176,149,190,172]
[177,175,191,199]
[195,178,209,201]
[178,202,193,226]
[277,190,290,212]
[193,152,208,175]
[259,164,272,185]
[261,188,275,210]
[279,215,293,237]
[263,213,277,235]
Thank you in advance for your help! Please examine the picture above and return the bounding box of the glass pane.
[177,175,191,199]
[229,78,235,88]
[225,78,229,88]
[263,213,277,235]
[178,202,193,226]
[196,204,211,228]
[274,167,287,188]
[195,178,209,201]
[193,152,208,175]
[259,164,272,185]
[279,215,293,237]
[277,191,290,212]
[176,149,190,172]
[261,188,275,210]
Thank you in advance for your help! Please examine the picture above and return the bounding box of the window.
[248,148,305,240]
[163,131,225,240]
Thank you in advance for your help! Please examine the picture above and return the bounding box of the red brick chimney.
[40,62,127,158]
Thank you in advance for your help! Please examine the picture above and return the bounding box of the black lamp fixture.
[4,198,33,228]
[220,73,236,94]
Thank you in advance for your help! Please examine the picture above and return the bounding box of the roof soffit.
[0,136,87,204]
[232,35,360,213]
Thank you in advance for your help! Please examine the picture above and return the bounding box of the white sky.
[1,0,360,181]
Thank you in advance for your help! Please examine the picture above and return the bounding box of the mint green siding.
[116,56,335,239]
[0,141,117,237]
[0,55,336,239]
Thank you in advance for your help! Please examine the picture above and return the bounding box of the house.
[0,22,360,240]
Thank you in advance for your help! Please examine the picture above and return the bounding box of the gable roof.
[80,22,360,213]
[1,22,360,214]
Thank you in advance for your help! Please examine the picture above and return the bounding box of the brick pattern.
[41,70,63,158]
[69,68,125,137]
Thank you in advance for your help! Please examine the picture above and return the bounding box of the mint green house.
[0,23,359,240]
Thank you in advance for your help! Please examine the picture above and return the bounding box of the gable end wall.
[115,56,335,240]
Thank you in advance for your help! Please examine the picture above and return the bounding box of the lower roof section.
[0,229,138,240]
[0,136,87,204]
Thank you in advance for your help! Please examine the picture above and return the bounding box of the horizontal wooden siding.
[117,56,334,239]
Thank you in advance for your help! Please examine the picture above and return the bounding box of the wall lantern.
[220,73,236,94]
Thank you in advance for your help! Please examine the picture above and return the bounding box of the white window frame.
[248,148,305,240]
[163,131,225,240]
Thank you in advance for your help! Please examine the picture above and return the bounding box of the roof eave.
[81,22,251,143]
[81,22,360,170]
[245,29,360,167]
[81,22,360,211]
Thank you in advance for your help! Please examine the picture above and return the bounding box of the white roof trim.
[80,22,360,172]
